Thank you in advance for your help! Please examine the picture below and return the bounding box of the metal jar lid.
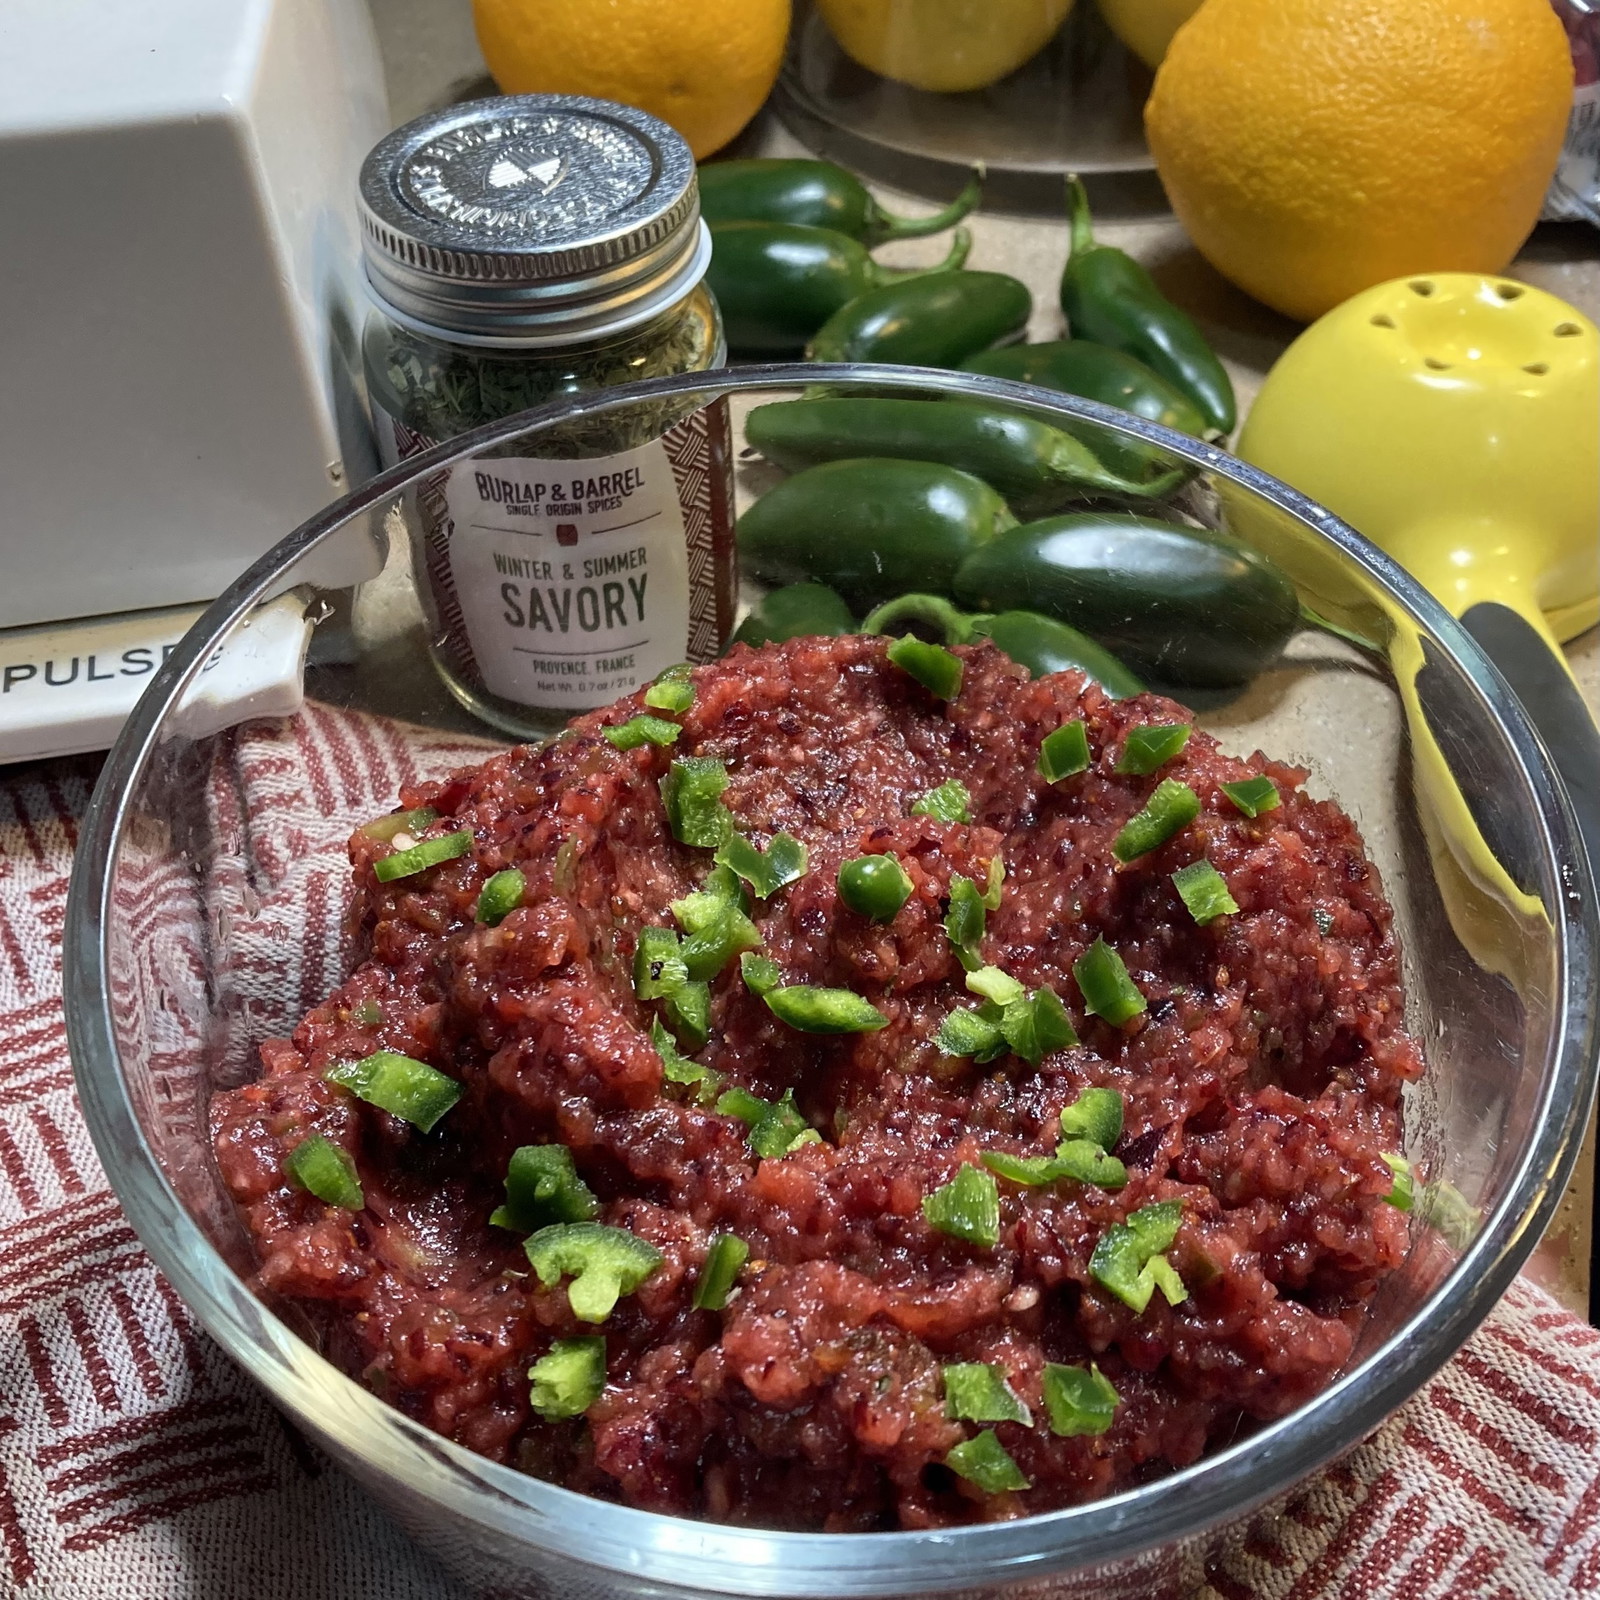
[358,94,710,346]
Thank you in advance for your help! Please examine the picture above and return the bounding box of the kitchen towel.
[3,706,1600,1599]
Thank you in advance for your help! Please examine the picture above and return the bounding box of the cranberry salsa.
[211,635,1421,1529]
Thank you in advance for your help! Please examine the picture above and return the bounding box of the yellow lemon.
[1144,0,1573,322]
[472,0,792,159]
[816,0,1076,93]
[1093,0,1204,70]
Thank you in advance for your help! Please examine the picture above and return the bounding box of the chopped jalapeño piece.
[739,951,783,995]
[945,1430,1029,1493]
[923,1163,1000,1249]
[633,926,689,1000]
[764,985,889,1033]
[1220,775,1281,817]
[1380,1152,1414,1211]
[910,779,972,824]
[1089,1200,1186,1313]
[643,666,696,714]
[887,633,964,699]
[943,1362,1032,1425]
[324,1050,462,1133]
[661,756,735,848]
[1042,1362,1118,1437]
[1059,1087,1123,1151]
[838,853,914,921]
[1115,723,1191,775]
[1113,779,1200,863]
[283,1134,363,1210]
[490,1144,599,1234]
[1039,719,1091,782]
[604,714,683,751]
[715,831,808,898]
[944,874,987,970]
[1172,859,1238,924]
[528,1336,606,1419]
[525,1222,663,1323]
[373,828,474,883]
[359,806,438,843]
[1072,938,1147,1025]
[693,1233,750,1310]
[474,868,526,926]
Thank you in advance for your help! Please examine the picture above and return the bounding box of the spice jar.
[358,95,732,736]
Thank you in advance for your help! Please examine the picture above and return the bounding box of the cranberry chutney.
[210,635,1420,1530]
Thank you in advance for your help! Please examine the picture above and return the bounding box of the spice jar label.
[439,437,693,710]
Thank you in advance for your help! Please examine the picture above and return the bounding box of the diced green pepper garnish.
[838,854,914,921]
[739,951,782,995]
[764,985,889,1034]
[1115,724,1191,776]
[360,806,438,843]
[1089,1200,1187,1313]
[1313,907,1336,935]
[715,831,808,899]
[373,828,474,883]
[651,1019,722,1103]
[528,1336,606,1419]
[663,980,711,1050]
[923,1164,1000,1249]
[283,1134,364,1210]
[604,714,683,751]
[475,868,526,927]
[716,1086,817,1158]
[1113,780,1201,863]
[352,999,384,1029]
[1220,775,1280,818]
[490,1144,599,1233]
[1380,1152,1414,1211]
[945,874,987,971]
[943,1363,1032,1426]
[525,1222,663,1323]
[980,1151,1061,1186]
[945,1430,1029,1493]
[966,966,1025,1006]
[660,756,735,849]
[910,779,972,824]
[1059,1087,1123,1151]
[936,1006,1008,1062]
[1171,859,1238,925]
[1051,1139,1128,1190]
[1042,1362,1118,1437]
[324,1050,463,1134]
[1039,720,1091,783]
[693,1232,750,1310]
[887,634,963,699]
[643,667,696,715]
[1072,938,1147,1026]
[671,883,762,981]
[1001,985,1077,1065]
[633,926,689,1000]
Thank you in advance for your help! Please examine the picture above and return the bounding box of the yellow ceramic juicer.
[1237,272,1599,1003]
[1239,272,1598,664]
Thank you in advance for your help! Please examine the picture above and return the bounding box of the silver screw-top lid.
[358,95,710,345]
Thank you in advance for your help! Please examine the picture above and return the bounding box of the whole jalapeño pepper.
[744,396,1186,510]
[710,223,971,356]
[807,271,1032,366]
[1059,178,1237,436]
[699,159,983,245]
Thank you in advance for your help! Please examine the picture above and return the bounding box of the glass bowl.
[64,365,1598,1599]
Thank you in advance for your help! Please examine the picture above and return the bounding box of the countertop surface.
[364,0,1600,1313]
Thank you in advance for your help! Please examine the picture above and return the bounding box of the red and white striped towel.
[3,708,1600,1599]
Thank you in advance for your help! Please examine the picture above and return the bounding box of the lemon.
[1144,0,1573,322]
[472,0,791,159]
[816,0,1076,93]
[1093,0,1203,70]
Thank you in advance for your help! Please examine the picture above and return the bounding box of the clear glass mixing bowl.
[63,366,1598,1599]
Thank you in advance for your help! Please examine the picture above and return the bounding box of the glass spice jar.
[358,95,733,738]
